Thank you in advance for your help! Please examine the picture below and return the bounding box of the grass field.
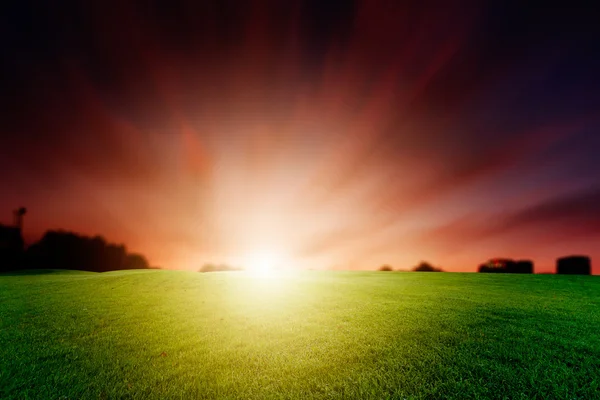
[1,270,599,399]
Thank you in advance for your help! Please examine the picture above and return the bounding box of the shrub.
[124,253,150,270]
[412,261,443,272]
[199,263,242,273]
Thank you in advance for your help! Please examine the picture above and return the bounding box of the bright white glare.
[244,250,288,278]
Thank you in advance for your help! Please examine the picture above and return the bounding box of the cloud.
[500,186,600,238]
[414,185,600,255]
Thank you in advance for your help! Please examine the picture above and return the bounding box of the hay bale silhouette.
[556,256,591,275]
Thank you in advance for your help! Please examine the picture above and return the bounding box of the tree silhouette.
[21,230,150,272]
[556,256,591,275]
[478,258,534,273]
[514,260,534,274]
[378,265,393,271]
[0,224,25,272]
[13,207,27,231]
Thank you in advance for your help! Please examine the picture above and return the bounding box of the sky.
[1,0,599,273]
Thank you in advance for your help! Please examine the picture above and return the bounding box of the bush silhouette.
[124,253,150,270]
[199,263,242,273]
[412,261,443,272]
[378,265,393,271]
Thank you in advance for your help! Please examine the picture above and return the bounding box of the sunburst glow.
[244,250,288,277]
[2,1,598,274]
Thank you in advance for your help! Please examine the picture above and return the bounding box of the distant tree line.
[378,257,592,275]
[0,226,152,273]
[477,256,591,275]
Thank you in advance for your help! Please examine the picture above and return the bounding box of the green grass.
[1,270,599,399]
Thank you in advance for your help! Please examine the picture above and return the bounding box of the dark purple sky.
[1,1,599,272]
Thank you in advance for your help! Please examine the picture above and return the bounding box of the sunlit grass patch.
[1,270,599,399]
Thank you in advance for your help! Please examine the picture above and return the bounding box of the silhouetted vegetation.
[0,224,25,272]
[13,207,26,231]
[412,261,443,272]
[478,258,534,273]
[514,260,534,274]
[478,258,511,273]
[1,228,152,273]
[125,253,151,270]
[556,256,591,275]
[199,263,242,273]
[1,210,595,276]
[22,231,151,272]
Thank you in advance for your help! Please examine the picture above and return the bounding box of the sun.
[244,250,286,277]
